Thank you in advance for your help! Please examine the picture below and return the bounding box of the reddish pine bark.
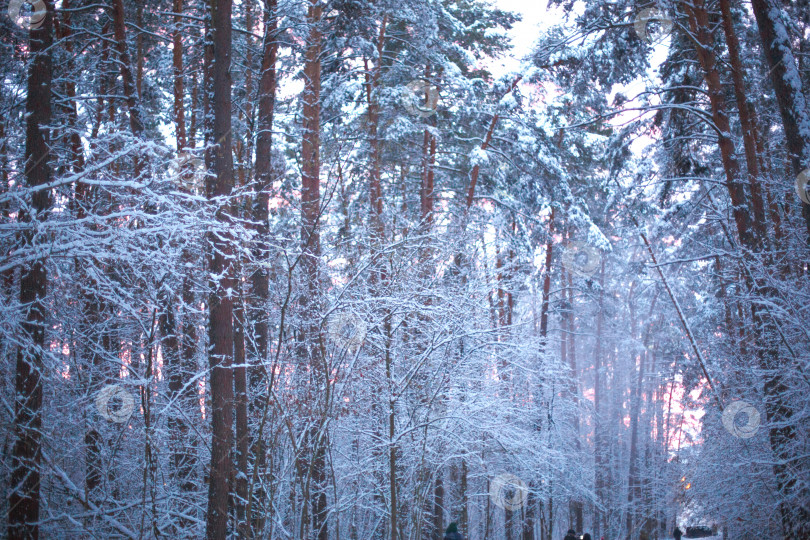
[234,298,250,537]
[251,0,278,371]
[244,1,278,533]
[8,3,53,538]
[233,5,257,533]
[718,0,767,240]
[689,1,810,535]
[301,3,322,289]
[464,76,522,211]
[56,0,108,505]
[682,0,755,249]
[751,0,810,240]
[203,0,236,536]
[364,15,388,240]
[301,1,328,538]
[421,123,436,224]
[110,0,144,138]
[172,0,187,150]
[363,19,401,540]
[539,208,555,343]
[166,0,198,501]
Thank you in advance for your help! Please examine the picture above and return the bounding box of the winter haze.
[0,0,808,539]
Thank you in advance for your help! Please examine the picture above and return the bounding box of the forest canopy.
[0,0,808,538]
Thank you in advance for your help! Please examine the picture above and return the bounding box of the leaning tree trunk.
[203,0,236,536]
[8,3,53,538]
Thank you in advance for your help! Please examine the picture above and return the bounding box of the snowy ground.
[662,537,722,540]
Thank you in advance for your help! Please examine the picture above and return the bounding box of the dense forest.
[0,0,808,538]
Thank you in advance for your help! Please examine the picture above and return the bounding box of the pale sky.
[491,0,567,76]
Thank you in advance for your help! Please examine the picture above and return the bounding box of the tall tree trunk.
[251,0,278,385]
[496,242,509,379]
[623,284,639,540]
[55,1,85,175]
[421,124,436,226]
[523,208,555,540]
[56,0,105,509]
[623,279,661,539]
[565,272,583,533]
[301,1,328,538]
[172,0,187,150]
[177,262,199,496]
[682,0,756,249]
[364,15,387,242]
[692,1,810,535]
[433,473,444,539]
[460,459,468,538]
[8,3,53,538]
[135,4,144,99]
[234,296,250,537]
[110,0,144,139]
[167,0,197,506]
[167,0,199,506]
[464,76,522,210]
[539,209,555,346]
[593,260,606,538]
[362,30,400,538]
[91,14,130,506]
[751,0,810,239]
[387,320,399,540]
[204,0,236,536]
[505,503,515,540]
[111,0,149,497]
[232,5,257,534]
[246,1,278,533]
[718,0,767,239]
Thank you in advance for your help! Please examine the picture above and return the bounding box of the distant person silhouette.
[564,529,578,540]
[444,522,464,540]
[582,534,592,540]
[673,526,683,540]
